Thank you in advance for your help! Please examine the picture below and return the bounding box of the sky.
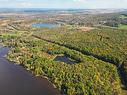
[0,0,127,9]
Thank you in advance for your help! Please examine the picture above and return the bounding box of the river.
[0,45,60,95]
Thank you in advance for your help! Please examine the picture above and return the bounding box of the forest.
[0,10,127,95]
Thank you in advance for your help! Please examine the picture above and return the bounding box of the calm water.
[32,24,58,28]
[0,46,60,95]
[54,55,77,64]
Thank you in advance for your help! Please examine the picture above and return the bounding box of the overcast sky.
[0,0,127,9]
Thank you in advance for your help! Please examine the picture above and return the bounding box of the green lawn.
[118,24,127,29]
[119,15,127,19]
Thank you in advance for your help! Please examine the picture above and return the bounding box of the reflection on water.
[0,45,60,95]
[32,24,58,28]
[54,55,77,64]
[0,46,10,57]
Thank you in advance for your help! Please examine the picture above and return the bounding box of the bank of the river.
[0,45,60,95]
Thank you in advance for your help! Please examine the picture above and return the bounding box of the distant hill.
[0,8,127,14]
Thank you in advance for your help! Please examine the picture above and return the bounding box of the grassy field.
[119,15,127,19]
[118,24,127,29]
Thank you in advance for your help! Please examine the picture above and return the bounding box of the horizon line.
[0,8,127,10]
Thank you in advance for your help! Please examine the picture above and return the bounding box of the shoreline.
[0,45,61,95]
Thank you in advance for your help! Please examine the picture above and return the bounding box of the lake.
[0,45,60,95]
[54,55,77,64]
[32,24,58,28]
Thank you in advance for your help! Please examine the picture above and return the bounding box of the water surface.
[0,46,60,95]
[54,55,77,64]
[32,24,58,28]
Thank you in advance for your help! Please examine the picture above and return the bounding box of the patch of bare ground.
[0,20,10,26]
[78,26,94,32]
[58,14,72,16]
[0,13,30,16]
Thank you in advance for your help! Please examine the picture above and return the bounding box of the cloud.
[20,2,33,7]
[73,0,88,3]
[0,0,127,9]
[73,0,85,2]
